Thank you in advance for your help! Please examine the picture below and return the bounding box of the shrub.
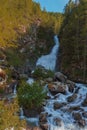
[18,81,46,109]
[32,67,54,79]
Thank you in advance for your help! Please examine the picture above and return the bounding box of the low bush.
[32,67,54,79]
[18,81,46,109]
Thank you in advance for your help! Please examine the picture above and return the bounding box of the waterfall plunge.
[36,35,59,71]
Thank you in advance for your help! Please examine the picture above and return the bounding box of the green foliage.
[32,67,54,79]
[18,81,46,109]
[59,0,87,82]
[5,48,24,66]
[0,98,26,130]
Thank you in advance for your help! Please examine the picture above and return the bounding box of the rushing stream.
[36,35,87,130]
[42,83,87,130]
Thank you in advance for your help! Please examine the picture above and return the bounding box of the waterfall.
[20,107,25,119]
[36,35,59,71]
[27,77,34,85]
[13,84,17,95]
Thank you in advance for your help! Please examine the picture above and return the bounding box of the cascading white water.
[27,77,34,85]
[42,83,87,130]
[20,107,25,119]
[13,84,17,95]
[36,35,87,130]
[36,35,59,71]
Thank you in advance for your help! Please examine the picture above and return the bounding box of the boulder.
[40,123,49,130]
[54,72,67,83]
[67,94,77,102]
[73,112,86,126]
[54,117,62,126]
[54,102,64,110]
[82,94,87,107]
[48,82,66,95]
[39,113,48,123]
[66,80,75,92]
[72,112,82,121]
[39,113,48,130]
[82,111,87,118]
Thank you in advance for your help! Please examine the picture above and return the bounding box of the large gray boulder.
[54,72,67,83]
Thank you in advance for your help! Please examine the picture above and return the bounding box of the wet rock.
[40,123,49,130]
[54,72,67,83]
[48,82,66,95]
[67,94,77,102]
[82,94,87,107]
[39,113,48,123]
[39,113,48,130]
[74,86,80,93]
[72,112,82,121]
[66,80,75,92]
[54,117,62,126]
[78,119,86,127]
[82,111,87,118]
[68,106,83,112]
[54,102,64,110]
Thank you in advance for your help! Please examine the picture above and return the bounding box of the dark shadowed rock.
[39,113,48,123]
[67,94,77,102]
[54,117,62,126]
[66,80,75,93]
[40,123,49,130]
[72,112,82,121]
[78,119,86,127]
[54,72,67,83]
[82,94,87,107]
[54,102,64,110]
[82,111,87,118]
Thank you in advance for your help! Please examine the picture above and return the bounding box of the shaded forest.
[59,0,87,83]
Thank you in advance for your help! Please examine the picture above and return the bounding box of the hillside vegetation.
[59,0,87,83]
